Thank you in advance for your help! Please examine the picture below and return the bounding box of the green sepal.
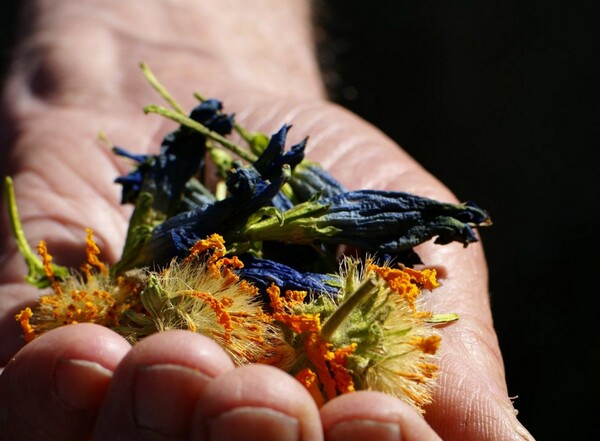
[246,132,270,157]
[124,310,155,327]
[426,313,460,324]
[208,146,235,180]
[140,274,167,320]
[113,192,159,276]
[237,200,339,243]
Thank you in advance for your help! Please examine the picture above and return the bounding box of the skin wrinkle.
[10,29,120,108]
[3,103,165,245]
[447,325,507,397]
[29,1,188,47]
[224,97,426,193]
[192,365,322,440]
[431,353,516,440]
[15,163,123,233]
[8,167,127,266]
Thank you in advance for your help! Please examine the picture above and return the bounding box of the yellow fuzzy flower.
[124,234,293,367]
[266,257,453,413]
[15,229,140,341]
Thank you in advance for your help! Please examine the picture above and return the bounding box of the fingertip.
[119,329,235,376]
[320,391,441,441]
[191,364,323,441]
[93,330,235,440]
[0,324,130,441]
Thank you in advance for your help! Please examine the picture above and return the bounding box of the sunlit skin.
[0,1,534,440]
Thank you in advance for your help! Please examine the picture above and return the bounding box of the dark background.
[319,1,599,440]
[1,1,599,439]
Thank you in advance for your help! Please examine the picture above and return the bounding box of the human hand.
[0,1,534,439]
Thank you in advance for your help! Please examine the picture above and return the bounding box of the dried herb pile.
[4,63,491,412]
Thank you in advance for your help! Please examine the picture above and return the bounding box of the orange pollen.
[187,291,232,338]
[216,256,244,270]
[219,266,241,287]
[183,234,226,265]
[15,307,36,342]
[238,280,260,296]
[37,241,61,294]
[220,296,234,307]
[403,267,439,290]
[305,333,337,401]
[368,264,422,310]
[286,290,307,305]
[328,344,357,394]
[296,368,325,408]
[267,284,285,313]
[273,312,321,334]
[82,228,107,277]
[412,335,441,355]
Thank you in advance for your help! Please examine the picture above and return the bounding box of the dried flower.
[121,234,291,366]
[264,257,453,413]
[14,230,140,341]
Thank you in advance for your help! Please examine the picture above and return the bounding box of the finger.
[320,391,441,441]
[0,323,131,441]
[190,364,323,441]
[93,329,234,441]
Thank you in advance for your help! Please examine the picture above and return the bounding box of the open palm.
[0,8,532,440]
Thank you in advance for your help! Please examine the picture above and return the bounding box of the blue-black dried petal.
[113,99,234,214]
[121,165,290,270]
[237,254,340,300]
[227,163,293,211]
[315,190,490,251]
[238,189,491,254]
[112,147,154,204]
[189,99,234,135]
[289,162,347,201]
[253,125,306,182]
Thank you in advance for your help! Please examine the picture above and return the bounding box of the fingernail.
[53,358,113,410]
[133,364,211,437]
[207,407,300,441]
[327,419,401,441]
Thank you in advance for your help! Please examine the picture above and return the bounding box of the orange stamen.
[368,264,421,310]
[328,344,357,394]
[296,368,325,407]
[187,290,233,339]
[417,362,439,379]
[15,307,36,342]
[183,234,226,265]
[403,267,439,290]
[37,241,61,294]
[273,312,321,334]
[267,284,285,313]
[411,335,441,355]
[81,228,107,278]
[286,290,307,304]
[305,333,338,401]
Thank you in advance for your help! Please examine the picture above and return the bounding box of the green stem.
[140,62,186,115]
[320,277,378,342]
[3,176,68,286]
[3,177,44,275]
[144,105,258,163]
